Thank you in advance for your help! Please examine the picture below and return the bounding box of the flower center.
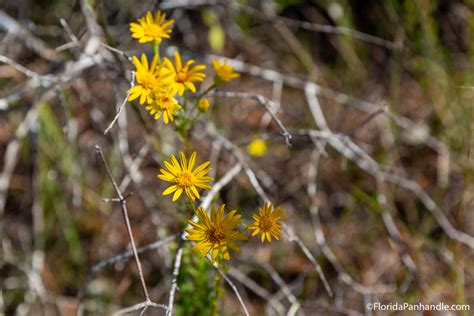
[144,24,164,38]
[176,71,187,83]
[141,73,156,90]
[176,171,194,187]
[258,216,275,231]
[159,96,174,110]
[207,226,226,244]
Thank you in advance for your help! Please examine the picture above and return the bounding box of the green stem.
[211,267,223,316]
[188,201,197,212]
[192,83,217,114]
[153,41,160,63]
[187,83,218,129]
[198,83,217,103]
[183,91,188,110]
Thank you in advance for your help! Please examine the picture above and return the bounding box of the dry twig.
[94,145,168,315]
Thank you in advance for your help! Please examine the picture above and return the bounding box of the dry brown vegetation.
[1,0,473,315]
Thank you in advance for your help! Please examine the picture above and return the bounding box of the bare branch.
[0,55,60,83]
[112,300,167,315]
[100,42,133,61]
[211,56,453,158]
[59,18,79,43]
[55,18,80,52]
[283,225,333,297]
[91,235,178,275]
[159,0,401,49]
[345,107,386,136]
[385,172,474,250]
[262,263,301,314]
[103,71,135,135]
[80,0,103,55]
[228,267,285,314]
[273,128,474,251]
[201,163,242,210]
[76,235,177,315]
[207,91,292,146]
[94,145,150,300]
[166,234,184,316]
[0,10,57,60]
[0,107,39,215]
[217,269,250,316]
[306,149,396,296]
[230,1,402,50]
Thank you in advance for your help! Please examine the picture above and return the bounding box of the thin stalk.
[95,145,150,301]
[153,41,160,63]
[211,266,223,316]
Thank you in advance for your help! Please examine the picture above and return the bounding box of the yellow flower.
[186,205,247,262]
[158,151,213,201]
[249,202,287,242]
[163,51,206,95]
[212,59,239,82]
[247,138,268,157]
[197,98,210,112]
[128,54,170,105]
[130,11,174,44]
[146,88,182,123]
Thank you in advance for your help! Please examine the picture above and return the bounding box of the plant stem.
[196,83,217,106]
[153,41,160,63]
[211,266,223,316]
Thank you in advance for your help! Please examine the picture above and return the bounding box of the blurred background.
[0,0,473,315]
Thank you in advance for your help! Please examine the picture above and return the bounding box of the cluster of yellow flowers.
[158,151,287,262]
[129,11,285,263]
[128,11,239,125]
[186,202,288,262]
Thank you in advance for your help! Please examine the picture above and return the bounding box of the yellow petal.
[188,152,197,170]
[172,188,183,201]
[163,185,177,195]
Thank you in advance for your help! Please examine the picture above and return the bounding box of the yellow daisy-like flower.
[158,151,213,202]
[249,202,287,242]
[247,138,268,157]
[212,59,240,82]
[128,54,170,105]
[146,88,182,123]
[186,205,248,262]
[130,11,174,44]
[163,51,206,95]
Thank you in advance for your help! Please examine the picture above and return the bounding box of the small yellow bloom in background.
[158,151,213,202]
[197,98,210,112]
[212,59,239,82]
[186,205,248,262]
[146,88,182,123]
[128,54,170,105]
[130,11,174,44]
[247,138,268,157]
[163,51,206,95]
[249,202,287,242]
